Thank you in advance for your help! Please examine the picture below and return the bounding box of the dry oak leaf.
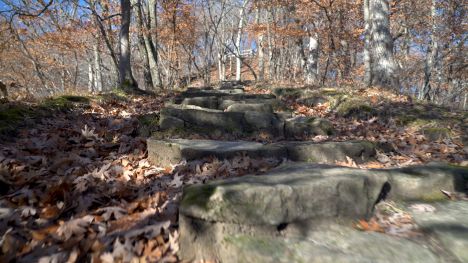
[57,215,94,240]
[96,206,128,221]
[169,173,184,188]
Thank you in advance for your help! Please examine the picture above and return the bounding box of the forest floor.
[0,85,466,262]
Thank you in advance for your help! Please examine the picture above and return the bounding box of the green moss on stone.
[181,184,217,210]
[419,191,449,202]
[336,99,376,118]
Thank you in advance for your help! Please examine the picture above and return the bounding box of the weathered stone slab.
[180,96,218,109]
[284,141,376,163]
[176,91,275,101]
[160,105,285,136]
[226,103,273,113]
[179,163,468,262]
[148,138,375,166]
[147,139,287,167]
[386,164,468,201]
[182,223,440,263]
[147,139,379,166]
[410,201,468,262]
[285,116,334,138]
[180,163,387,225]
[160,105,246,133]
[218,98,283,111]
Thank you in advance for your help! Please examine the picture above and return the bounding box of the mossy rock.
[41,95,90,110]
[273,88,304,99]
[181,184,217,211]
[336,98,377,119]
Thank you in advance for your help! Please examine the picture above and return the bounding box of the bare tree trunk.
[363,0,373,86]
[88,62,94,93]
[118,0,137,88]
[143,0,163,89]
[305,35,319,85]
[422,0,439,101]
[235,0,249,82]
[93,41,103,92]
[368,0,399,89]
[255,9,265,81]
[133,0,161,89]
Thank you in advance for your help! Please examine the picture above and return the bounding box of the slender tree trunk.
[363,0,373,86]
[88,62,94,93]
[368,0,399,89]
[235,0,249,82]
[147,0,163,88]
[255,9,265,81]
[422,0,439,101]
[93,41,103,92]
[118,0,137,88]
[133,0,161,89]
[305,35,319,85]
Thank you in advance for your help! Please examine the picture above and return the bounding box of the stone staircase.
[147,81,468,263]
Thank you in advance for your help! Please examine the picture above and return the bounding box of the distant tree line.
[0,0,465,108]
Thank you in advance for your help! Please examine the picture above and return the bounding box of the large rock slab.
[175,90,275,101]
[203,224,440,263]
[218,98,282,111]
[180,96,219,109]
[160,105,285,136]
[160,105,334,138]
[147,139,378,166]
[284,140,376,163]
[226,103,273,113]
[386,164,468,201]
[160,105,246,134]
[147,139,286,167]
[410,201,468,262]
[180,164,388,225]
[179,163,468,262]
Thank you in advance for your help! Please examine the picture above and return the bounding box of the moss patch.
[41,95,90,110]
[336,98,376,118]
[419,191,449,202]
[180,184,217,210]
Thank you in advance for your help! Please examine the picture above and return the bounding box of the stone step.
[178,162,468,262]
[175,90,275,101]
[159,105,332,138]
[408,201,468,262]
[177,96,282,111]
[147,139,377,167]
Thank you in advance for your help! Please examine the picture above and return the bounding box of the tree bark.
[235,0,249,82]
[305,35,319,85]
[93,40,103,92]
[363,0,373,86]
[118,0,138,88]
[422,0,439,101]
[368,0,399,89]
